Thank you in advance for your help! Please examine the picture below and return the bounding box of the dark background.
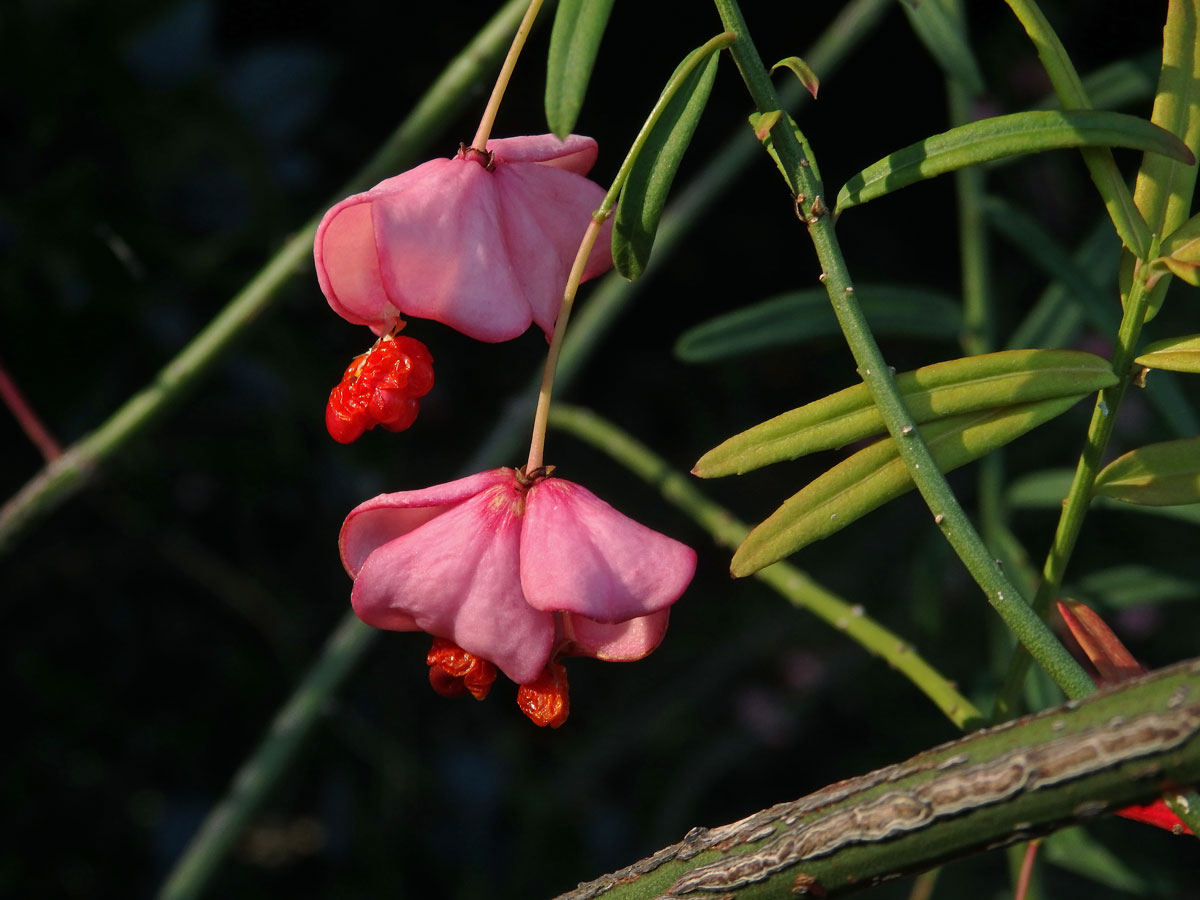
[3,0,1199,897]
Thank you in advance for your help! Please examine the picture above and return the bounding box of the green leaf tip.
[545,0,617,139]
[771,56,819,98]
[730,394,1087,576]
[1136,334,1200,372]
[697,349,1116,479]
[1095,437,1200,507]
[612,35,729,280]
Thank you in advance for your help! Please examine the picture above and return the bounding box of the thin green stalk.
[157,5,898,896]
[0,0,541,554]
[549,404,984,731]
[995,259,1156,717]
[1001,0,1151,257]
[713,0,1095,701]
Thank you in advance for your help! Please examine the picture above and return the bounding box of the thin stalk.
[0,357,61,461]
[995,259,1156,716]
[526,217,603,471]
[549,404,984,731]
[713,0,1095,701]
[1001,0,1151,257]
[470,0,545,150]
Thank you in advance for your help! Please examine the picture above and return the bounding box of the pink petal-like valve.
[315,135,613,342]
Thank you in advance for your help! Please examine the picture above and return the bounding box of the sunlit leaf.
[675,285,961,364]
[1136,333,1200,372]
[1095,436,1200,506]
[697,350,1115,478]
[613,40,724,280]
[1156,212,1200,287]
[896,0,984,95]
[836,110,1194,214]
[731,396,1085,575]
[1134,0,1200,318]
[771,56,819,98]
[545,0,616,139]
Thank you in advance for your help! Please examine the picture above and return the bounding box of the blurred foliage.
[2,0,1198,898]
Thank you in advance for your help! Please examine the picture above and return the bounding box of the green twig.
[549,404,984,731]
[712,0,1095,702]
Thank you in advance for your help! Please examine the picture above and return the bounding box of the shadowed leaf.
[675,284,961,364]
[545,0,616,139]
[613,40,724,280]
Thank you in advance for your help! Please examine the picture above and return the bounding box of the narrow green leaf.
[731,396,1084,575]
[675,284,962,364]
[836,110,1195,214]
[1032,52,1160,112]
[696,350,1115,478]
[613,43,722,280]
[1136,333,1200,372]
[1095,436,1200,506]
[1134,0,1200,318]
[1076,565,1200,610]
[1002,0,1152,257]
[1042,827,1148,894]
[1008,468,1200,526]
[896,0,985,95]
[545,0,616,139]
[771,55,819,98]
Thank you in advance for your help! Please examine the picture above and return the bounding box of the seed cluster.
[326,335,434,443]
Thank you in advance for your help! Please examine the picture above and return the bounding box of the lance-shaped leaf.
[1136,333,1200,372]
[675,285,962,364]
[771,56,819,98]
[731,395,1085,575]
[836,110,1194,214]
[1156,211,1200,287]
[545,0,616,139]
[1095,436,1200,506]
[697,350,1115,478]
[1134,0,1200,318]
[612,38,725,280]
[897,0,985,96]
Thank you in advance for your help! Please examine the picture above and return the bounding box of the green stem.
[470,0,544,149]
[995,257,1156,718]
[0,0,541,555]
[1001,0,1151,257]
[713,0,1095,702]
[549,404,984,731]
[555,659,1200,900]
